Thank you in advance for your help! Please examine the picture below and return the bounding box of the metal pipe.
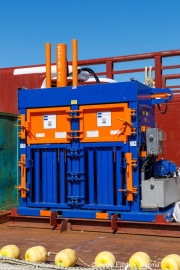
[46,43,51,88]
[72,39,78,87]
[56,44,67,87]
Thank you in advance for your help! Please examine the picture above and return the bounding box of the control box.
[146,128,165,155]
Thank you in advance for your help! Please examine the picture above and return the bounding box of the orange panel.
[96,213,109,219]
[26,107,71,144]
[79,103,132,143]
[40,210,51,217]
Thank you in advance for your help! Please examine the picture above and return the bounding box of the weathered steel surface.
[9,214,180,238]
[1,222,180,268]
[0,113,18,210]
[0,211,10,224]
[0,70,45,114]
[155,95,180,166]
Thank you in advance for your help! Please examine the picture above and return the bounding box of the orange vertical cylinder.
[46,42,51,88]
[72,39,78,87]
[56,44,67,87]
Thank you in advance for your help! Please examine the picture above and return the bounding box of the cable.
[78,68,100,83]
[157,100,168,114]
[68,67,100,84]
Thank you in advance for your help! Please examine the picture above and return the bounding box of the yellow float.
[95,251,116,267]
[129,252,150,269]
[25,246,48,263]
[0,245,20,259]
[55,248,77,267]
[161,254,180,270]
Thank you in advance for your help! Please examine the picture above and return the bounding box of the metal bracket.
[67,130,83,139]
[66,171,84,181]
[50,211,58,229]
[67,196,85,206]
[66,148,84,157]
[111,214,119,234]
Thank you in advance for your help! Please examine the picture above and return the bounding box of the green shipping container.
[0,112,19,211]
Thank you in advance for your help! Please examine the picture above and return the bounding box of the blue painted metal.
[18,82,172,110]
[17,81,174,222]
[154,160,177,177]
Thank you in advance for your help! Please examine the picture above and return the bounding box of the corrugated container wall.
[155,95,180,167]
[0,68,45,114]
[0,112,18,211]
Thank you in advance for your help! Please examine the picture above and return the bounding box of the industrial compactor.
[16,41,180,223]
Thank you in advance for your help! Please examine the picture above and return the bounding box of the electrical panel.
[146,128,165,155]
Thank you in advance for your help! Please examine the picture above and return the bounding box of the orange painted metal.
[56,44,67,87]
[17,115,27,139]
[17,114,37,142]
[141,125,149,132]
[79,103,132,143]
[45,42,51,88]
[40,210,51,217]
[151,93,171,99]
[26,107,70,144]
[72,39,78,87]
[140,151,147,158]
[119,153,137,202]
[96,213,109,220]
[16,154,28,198]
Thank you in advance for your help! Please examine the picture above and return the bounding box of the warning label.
[97,112,111,127]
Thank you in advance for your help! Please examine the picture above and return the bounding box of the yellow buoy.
[0,245,20,259]
[133,251,151,262]
[25,246,48,263]
[95,251,116,267]
[161,254,180,270]
[129,254,150,269]
[55,248,77,267]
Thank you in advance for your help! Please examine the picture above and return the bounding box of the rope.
[48,251,91,267]
[77,257,91,267]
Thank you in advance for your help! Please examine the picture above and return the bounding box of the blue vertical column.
[59,148,65,204]
[108,148,114,206]
[116,147,122,206]
[47,150,53,203]
[97,148,103,205]
[79,148,85,205]
[70,104,81,207]
[102,149,108,205]
[67,148,72,205]
[52,149,57,203]
[88,149,95,204]
[42,149,47,203]
[34,148,40,203]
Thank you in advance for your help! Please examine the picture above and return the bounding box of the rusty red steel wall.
[0,66,45,114]
[155,95,180,166]
[0,49,180,165]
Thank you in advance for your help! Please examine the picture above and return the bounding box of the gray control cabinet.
[141,177,180,208]
[146,128,165,155]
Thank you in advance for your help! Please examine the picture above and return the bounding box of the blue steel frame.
[17,81,173,222]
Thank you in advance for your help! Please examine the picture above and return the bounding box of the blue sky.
[0,0,180,72]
